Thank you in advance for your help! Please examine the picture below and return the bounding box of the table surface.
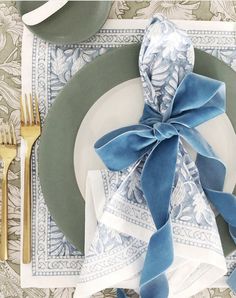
[0,1,235,297]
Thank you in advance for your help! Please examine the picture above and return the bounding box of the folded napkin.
[74,15,236,297]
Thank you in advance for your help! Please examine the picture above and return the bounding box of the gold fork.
[0,123,17,261]
[20,94,41,264]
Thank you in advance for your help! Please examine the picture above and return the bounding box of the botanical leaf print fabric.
[0,1,235,297]
[108,1,236,22]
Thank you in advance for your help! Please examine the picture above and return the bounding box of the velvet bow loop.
[168,72,226,127]
[95,73,226,175]
[94,71,232,298]
[95,125,157,171]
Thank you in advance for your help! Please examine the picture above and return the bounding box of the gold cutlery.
[21,94,41,264]
[0,123,17,261]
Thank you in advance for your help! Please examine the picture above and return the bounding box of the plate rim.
[39,44,236,255]
[17,1,112,44]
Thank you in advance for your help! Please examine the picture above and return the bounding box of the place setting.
[0,1,236,297]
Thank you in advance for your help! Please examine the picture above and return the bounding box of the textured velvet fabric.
[95,73,236,296]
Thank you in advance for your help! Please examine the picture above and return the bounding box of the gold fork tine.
[25,94,30,125]
[21,93,41,264]
[6,125,12,145]
[0,128,2,144]
[11,123,16,145]
[34,95,40,125]
[29,94,34,125]
[20,96,25,125]
[3,125,7,145]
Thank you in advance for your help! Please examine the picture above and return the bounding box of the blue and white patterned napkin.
[75,16,230,298]
[21,18,236,292]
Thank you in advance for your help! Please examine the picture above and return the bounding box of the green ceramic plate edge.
[17,1,111,44]
[39,44,236,255]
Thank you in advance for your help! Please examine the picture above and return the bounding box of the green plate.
[39,44,236,254]
[17,1,111,44]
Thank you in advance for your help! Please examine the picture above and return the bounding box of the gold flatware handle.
[21,94,41,264]
[0,164,10,261]
[23,150,32,264]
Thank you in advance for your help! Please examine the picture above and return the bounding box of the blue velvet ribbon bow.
[95,71,236,297]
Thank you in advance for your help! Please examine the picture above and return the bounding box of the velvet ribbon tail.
[140,136,179,298]
[94,73,236,295]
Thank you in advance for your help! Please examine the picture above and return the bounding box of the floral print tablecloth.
[0,1,235,297]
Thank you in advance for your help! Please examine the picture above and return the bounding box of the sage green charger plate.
[17,1,111,44]
[39,44,236,254]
